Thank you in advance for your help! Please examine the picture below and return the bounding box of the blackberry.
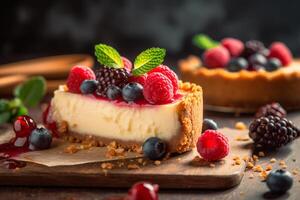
[249,115,299,149]
[243,40,266,58]
[95,67,130,97]
[255,102,286,118]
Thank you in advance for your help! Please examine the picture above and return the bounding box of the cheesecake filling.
[50,90,182,142]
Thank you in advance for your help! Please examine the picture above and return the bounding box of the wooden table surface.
[1,108,300,200]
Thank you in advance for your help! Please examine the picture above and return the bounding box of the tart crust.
[53,82,203,153]
[179,55,300,112]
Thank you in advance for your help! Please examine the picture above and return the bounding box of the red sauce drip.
[42,104,59,138]
[1,159,27,169]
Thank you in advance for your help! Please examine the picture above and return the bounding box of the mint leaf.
[132,48,166,76]
[193,34,219,50]
[0,112,10,125]
[95,43,123,68]
[14,76,46,107]
[0,99,9,112]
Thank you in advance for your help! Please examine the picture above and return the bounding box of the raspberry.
[149,65,179,94]
[95,67,130,97]
[143,72,174,104]
[122,56,132,72]
[196,130,229,161]
[203,46,230,69]
[66,66,95,93]
[249,115,299,149]
[221,38,244,57]
[129,74,147,86]
[269,42,292,66]
[255,102,287,118]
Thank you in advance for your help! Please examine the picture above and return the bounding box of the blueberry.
[142,137,167,160]
[80,80,98,94]
[249,53,267,66]
[266,169,293,194]
[264,58,282,72]
[29,127,52,150]
[122,82,143,102]
[227,58,248,72]
[202,118,218,133]
[107,85,122,100]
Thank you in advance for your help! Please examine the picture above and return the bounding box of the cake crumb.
[253,155,259,161]
[281,165,288,169]
[101,162,114,170]
[127,164,140,170]
[220,160,225,165]
[249,174,254,179]
[265,165,273,171]
[247,162,254,169]
[292,169,299,175]
[279,160,286,166]
[235,159,241,165]
[64,144,80,154]
[154,160,161,166]
[235,122,247,130]
[209,163,216,168]
[270,158,277,163]
[258,151,265,157]
[137,158,143,164]
[253,165,263,172]
[259,171,268,181]
[239,191,244,195]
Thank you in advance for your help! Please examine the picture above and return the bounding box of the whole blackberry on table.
[255,102,287,118]
[95,67,130,97]
[249,115,299,149]
[243,40,267,58]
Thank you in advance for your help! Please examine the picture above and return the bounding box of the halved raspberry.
[122,56,132,72]
[66,66,95,93]
[143,72,174,104]
[221,38,244,57]
[196,130,229,161]
[203,46,230,69]
[149,65,179,94]
[269,42,292,66]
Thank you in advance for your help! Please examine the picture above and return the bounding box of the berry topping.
[203,46,230,69]
[129,75,148,86]
[66,66,95,93]
[106,85,122,100]
[249,115,299,149]
[269,42,292,66]
[128,182,159,200]
[80,80,98,94]
[149,65,179,94]
[221,38,244,57]
[142,137,167,160]
[122,56,132,72]
[122,82,144,102]
[29,127,52,150]
[202,118,218,133]
[243,40,266,58]
[248,53,267,66]
[95,67,130,97]
[197,130,229,161]
[13,115,37,138]
[226,57,248,72]
[255,102,287,118]
[266,169,293,194]
[143,72,174,104]
[264,58,282,72]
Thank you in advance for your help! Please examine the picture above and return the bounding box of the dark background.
[1,0,300,65]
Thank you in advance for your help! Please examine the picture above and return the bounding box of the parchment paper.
[0,125,142,167]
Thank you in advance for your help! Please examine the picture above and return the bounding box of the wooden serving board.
[0,128,252,189]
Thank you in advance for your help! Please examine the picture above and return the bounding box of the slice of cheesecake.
[46,82,203,153]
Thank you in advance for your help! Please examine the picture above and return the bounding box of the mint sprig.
[132,48,166,76]
[193,34,219,50]
[95,43,124,68]
[0,76,46,125]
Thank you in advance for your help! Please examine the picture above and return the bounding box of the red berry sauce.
[42,104,59,138]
